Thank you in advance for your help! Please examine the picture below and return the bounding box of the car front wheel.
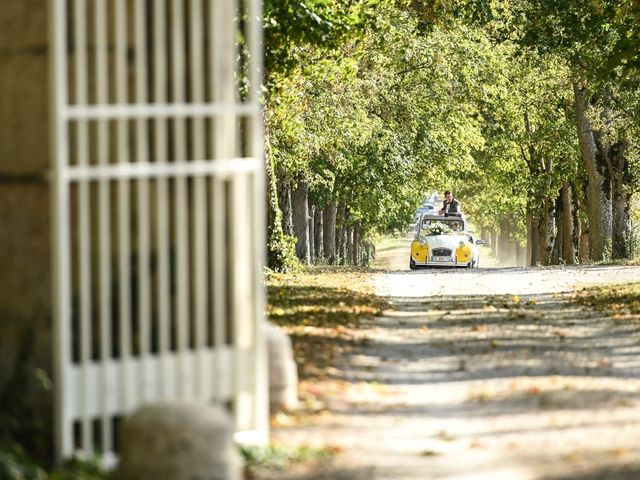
[410,257,417,270]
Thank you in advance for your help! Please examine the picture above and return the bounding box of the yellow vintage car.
[410,214,483,269]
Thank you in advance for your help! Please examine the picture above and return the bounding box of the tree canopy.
[263,0,640,269]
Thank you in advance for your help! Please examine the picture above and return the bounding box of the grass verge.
[241,442,336,479]
[577,282,640,318]
[262,266,387,477]
[267,266,387,381]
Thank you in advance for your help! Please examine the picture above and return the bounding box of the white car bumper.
[414,257,470,267]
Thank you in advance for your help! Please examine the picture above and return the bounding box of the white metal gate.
[49,0,266,461]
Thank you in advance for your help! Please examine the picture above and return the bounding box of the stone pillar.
[119,403,242,480]
[265,324,298,413]
[0,0,54,461]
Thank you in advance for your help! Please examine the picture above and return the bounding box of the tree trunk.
[579,216,590,263]
[610,142,632,259]
[538,190,556,266]
[529,214,541,266]
[346,225,353,265]
[322,201,337,264]
[524,113,544,267]
[314,207,323,261]
[550,193,563,265]
[537,213,546,265]
[561,182,576,265]
[573,84,612,260]
[336,203,347,264]
[498,221,511,264]
[526,211,533,266]
[490,230,498,258]
[365,243,373,265]
[352,223,360,266]
[576,179,590,263]
[572,182,582,261]
[265,139,292,271]
[308,202,315,262]
[516,242,526,267]
[292,180,310,264]
[277,167,294,237]
[527,211,536,266]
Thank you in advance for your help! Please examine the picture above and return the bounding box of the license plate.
[432,256,451,262]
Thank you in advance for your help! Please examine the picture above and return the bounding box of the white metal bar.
[220,0,240,418]
[231,173,253,428]
[208,0,229,401]
[67,346,235,418]
[95,0,113,453]
[171,0,192,398]
[210,176,228,399]
[114,0,133,416]
[52,0,267,460]
[50,0,73,462]
[153,0,172,401]
[190,0,209,400]
[251,167,268,439]
[247,0,269,442]
[134,0,153,405]
[72,0,94,453]
[213,0,237,160]
[64,102,258,120]
[66,158,260,182]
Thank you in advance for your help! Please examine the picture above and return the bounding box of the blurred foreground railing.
[49,0,267,462]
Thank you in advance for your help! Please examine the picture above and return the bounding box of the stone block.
[119,403,243,480]
[0,0,47,50]
[0,51,49,175]
[0,183,52,394]
[265,324,299,413]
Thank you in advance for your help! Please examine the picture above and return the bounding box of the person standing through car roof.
[439,190,460,215]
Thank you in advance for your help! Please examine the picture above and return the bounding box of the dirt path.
[271,246,640,479]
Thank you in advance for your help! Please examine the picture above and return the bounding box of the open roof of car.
[421,213,464,221]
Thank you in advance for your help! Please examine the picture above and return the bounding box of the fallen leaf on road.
[608,447,630,459]
[469,439,486,449]
[419,449,441,457]
[437,430,456,442]
[600,358,613,367]
[528,386,541,396]
[563,452,581,462]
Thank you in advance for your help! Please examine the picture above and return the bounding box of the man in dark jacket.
[439,190,460,216]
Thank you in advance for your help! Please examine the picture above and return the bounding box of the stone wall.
[0,0,54,460]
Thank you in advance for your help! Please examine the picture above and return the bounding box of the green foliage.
[0,446,46,480]
[240,442,333,473]
[0,331,52,463]
[264,0,375,75]
[264,0,640,256]
[0,445,109,480]
[267,230,299,272]
[49,457,109,480]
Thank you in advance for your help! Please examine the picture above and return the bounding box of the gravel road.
[271,248,640,480]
